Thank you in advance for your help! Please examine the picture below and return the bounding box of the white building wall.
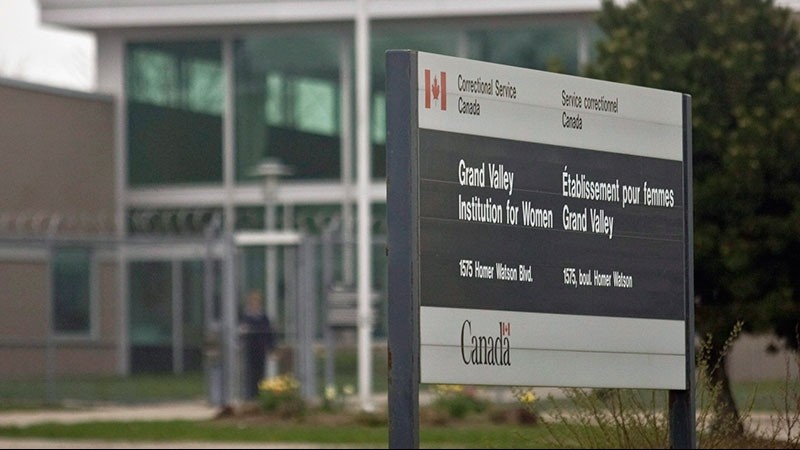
[728,334,800,383]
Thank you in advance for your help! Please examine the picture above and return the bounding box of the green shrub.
[258,373,306,420]
[431,384,488,419]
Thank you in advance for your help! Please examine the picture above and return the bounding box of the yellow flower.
[435,384,464,395]
[259,373,300,395]
[519,390,536,404]
[324,385,337,401]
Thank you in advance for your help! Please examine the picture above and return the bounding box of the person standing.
[240,289,274,400]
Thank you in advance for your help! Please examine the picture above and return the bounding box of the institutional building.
[31,0,604,377]
[2,1,794,385]
[0,77,116,377]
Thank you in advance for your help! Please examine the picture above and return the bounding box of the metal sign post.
[387,50,420,449]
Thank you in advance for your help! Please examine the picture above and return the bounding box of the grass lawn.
[0,346,387,408]
[0,417,559,448]
[0,403,794,449]
[731,378,800,412]
[0,373,206,409]
[0,344,795,448]
[0,379,797,448]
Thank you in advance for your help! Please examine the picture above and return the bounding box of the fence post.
[322,221,336,391]
[295,237,318,402]
[221,230,238,407]
[45,236,56,404]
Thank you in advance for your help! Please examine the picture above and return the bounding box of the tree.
[585,0,800,432]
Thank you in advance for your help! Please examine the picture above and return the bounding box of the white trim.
[369,0,600,18]
[41,1,357,29]
[41,0,605,29]
[233,231,303,247]
[124,242,222,260]
[125,181,387,207]
[0,247,48,261]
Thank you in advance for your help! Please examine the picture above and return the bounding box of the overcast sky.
[0,0,95,91]
[2,0,800,93]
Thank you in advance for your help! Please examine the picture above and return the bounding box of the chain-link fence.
[0,209,388,407]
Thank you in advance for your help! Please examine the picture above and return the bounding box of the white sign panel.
[414,52,690,389]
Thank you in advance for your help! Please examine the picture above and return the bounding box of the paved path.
[0,439,343,449]
[0,386,560,429]
[0,400,371,449]
[0,401,219,428]
[0,401,341,449]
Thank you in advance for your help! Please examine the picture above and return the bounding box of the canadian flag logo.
[500,321,511,337]
[424,69,447,110]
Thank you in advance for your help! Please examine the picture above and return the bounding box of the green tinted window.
[53,247,92,334]
[126,41,223,185]
[468,22,599,74]
[129,261,172,346]
[129,261,173,372]
[235,34,342,181]
[370,30,460,177]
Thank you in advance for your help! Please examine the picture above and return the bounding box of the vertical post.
[255,159,290,379]
[45,239,57,404]
[322,224,336,390]
[355,0,374,412]
[203,215,219,330]
[294,241,306,397]
[96,34,130,377]
[266,211,278,322]
[669,94,696,449]
[203,219,222,406]
[386,50,420,449]
[172,260,184,374]
[222,37,238,407]
[221,232,238,407]
[222,38,236,234]
[284,242,297,348]
[339,38,355,287]
[282,205,296,357]
[296,238,318,401]
[118,240,130,376]
[254,159,290,327]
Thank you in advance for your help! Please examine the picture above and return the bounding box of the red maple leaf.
[432,76,440,102]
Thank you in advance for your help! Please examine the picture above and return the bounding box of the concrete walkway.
[0,401,343,449]
[0,401,219,428]
[0,385,555,429]
[0,439,342,449]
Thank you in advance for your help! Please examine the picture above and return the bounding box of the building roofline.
[40,0,800,31]
[40,0,602,30]
[0,76,113,103]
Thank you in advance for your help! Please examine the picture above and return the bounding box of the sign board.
[388,51,693,391]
